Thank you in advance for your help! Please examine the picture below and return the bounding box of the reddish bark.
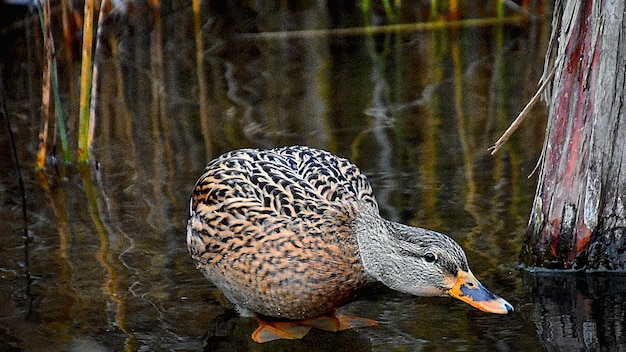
[522,1,626,269]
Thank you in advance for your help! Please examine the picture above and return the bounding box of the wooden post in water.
[521,1,626,269]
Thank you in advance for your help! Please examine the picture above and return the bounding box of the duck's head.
[353,210,513,314]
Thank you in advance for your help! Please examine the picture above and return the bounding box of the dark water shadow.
[202,310,373,352]
[522,269,626,351]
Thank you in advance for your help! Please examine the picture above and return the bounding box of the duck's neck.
[351,204,405,286]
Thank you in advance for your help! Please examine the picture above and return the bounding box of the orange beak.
[447,269,513,314]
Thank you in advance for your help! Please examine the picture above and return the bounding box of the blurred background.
[0,1,553,351]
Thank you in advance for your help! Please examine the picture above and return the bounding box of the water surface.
[0,2,603,351]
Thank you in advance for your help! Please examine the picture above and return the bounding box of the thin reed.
[77,0,96,162]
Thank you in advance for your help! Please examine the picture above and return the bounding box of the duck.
[186,145,513,343]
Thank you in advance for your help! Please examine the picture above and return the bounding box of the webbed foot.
[251,311,377,343]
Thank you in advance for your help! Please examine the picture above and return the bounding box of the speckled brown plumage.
[187,146,378,319]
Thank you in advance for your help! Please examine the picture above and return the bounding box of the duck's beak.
[447,269,513,314]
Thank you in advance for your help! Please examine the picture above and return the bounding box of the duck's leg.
[252,316,313,343]
[301,311,378,331]
[251,311,377,343]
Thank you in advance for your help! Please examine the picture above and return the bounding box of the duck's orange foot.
[301,311,378,331]
[251,312,377,343]
[252,316,312,343]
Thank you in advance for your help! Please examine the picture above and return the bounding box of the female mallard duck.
[187,146,512,343]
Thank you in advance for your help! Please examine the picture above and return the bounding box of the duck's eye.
[424,252,437,263]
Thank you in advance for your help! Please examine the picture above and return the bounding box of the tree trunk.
[521,0,626,269]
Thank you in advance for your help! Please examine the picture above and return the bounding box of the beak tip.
[503,301,514,314]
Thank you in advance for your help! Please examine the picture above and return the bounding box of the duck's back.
[187,146,379,319]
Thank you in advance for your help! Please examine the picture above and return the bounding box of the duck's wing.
[190,146,376,212]
[188,146,377,261]
[272,146,378,209]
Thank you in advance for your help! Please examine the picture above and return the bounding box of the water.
[3,2,621,351]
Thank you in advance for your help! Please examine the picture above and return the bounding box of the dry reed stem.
[78,0,96,162]
[489,65,556,155]
[88,0,110,155]
[238,14,532,40]
[36,0,53,169]
[193,0,213,158]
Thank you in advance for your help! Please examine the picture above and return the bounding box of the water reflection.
[523,270,626,351]
[0,2,560,351]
